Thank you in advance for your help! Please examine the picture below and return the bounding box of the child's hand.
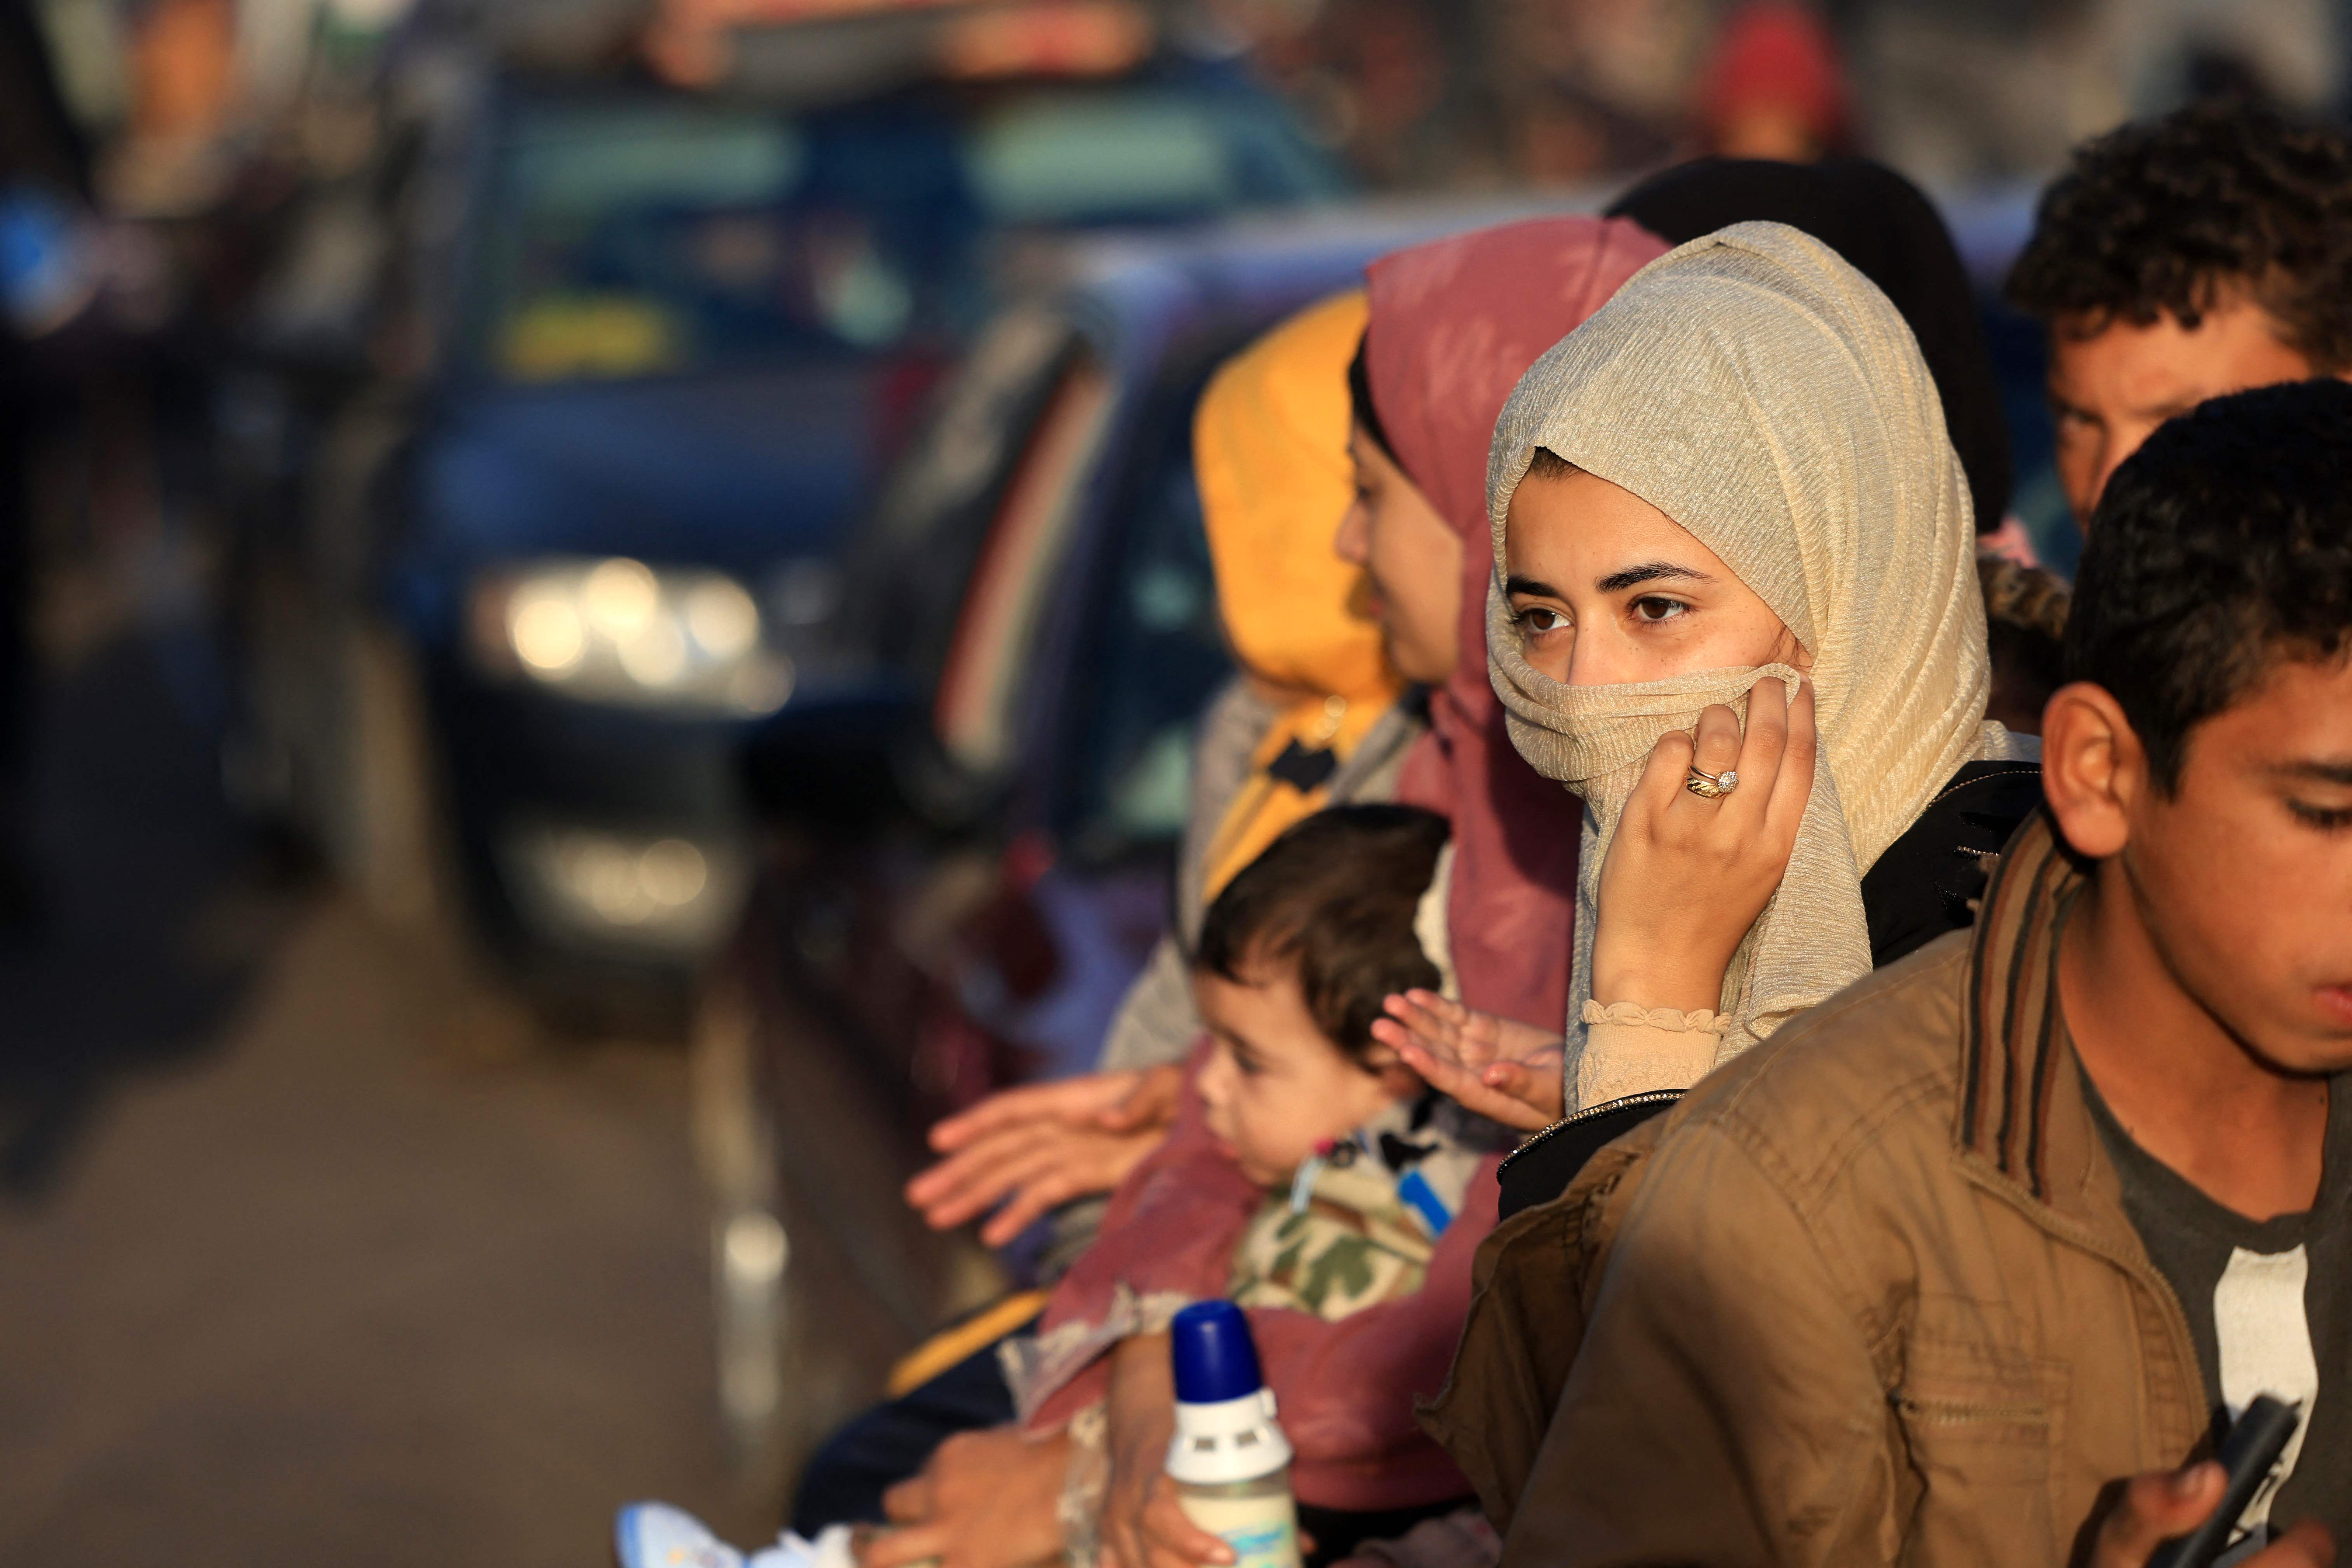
[906,1065,1184,1244]
[1373,990,1564,1131]
[1104,1471,1234,1568]
[1102,1333,1233,1568]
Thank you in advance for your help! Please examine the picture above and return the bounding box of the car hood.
[407,358,933,582]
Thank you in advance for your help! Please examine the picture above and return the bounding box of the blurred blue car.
[376,58,1354,1006]
[381,62,1347,997]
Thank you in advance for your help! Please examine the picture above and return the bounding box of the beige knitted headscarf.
[1485,221,2025,1102]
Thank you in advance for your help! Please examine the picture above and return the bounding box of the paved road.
[0,633,770,1564]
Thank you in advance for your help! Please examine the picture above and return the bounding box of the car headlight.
[469,557,794,716]
[498,822,748,955]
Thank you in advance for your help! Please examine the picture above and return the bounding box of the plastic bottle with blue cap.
[1166,1300,1302,1568]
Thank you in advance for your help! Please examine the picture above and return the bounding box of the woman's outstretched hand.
[905,1065,1184,1246]
[1592,675,1818,1014]
[1373,990,1564,1131]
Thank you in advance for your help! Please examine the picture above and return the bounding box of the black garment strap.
[1266,738,1339,793]
[1495,1093,1681,1222]
[1859,760,2044,968]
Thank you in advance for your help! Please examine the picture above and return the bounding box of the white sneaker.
[615,1504,860,1568]
[751,1525,858,1568]
[615,1504,747,1568]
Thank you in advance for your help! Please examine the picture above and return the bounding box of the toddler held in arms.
[620,806,1501,1568]
[1190,803,1485,1309]
[994,804,1495,1568]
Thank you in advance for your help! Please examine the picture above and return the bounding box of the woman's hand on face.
[1372,991,1563,1131]
[865,1426,1072,1568]
[1591,676,1818,1014]
[905,1065,1184,1245]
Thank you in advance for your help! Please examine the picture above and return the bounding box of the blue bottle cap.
[1170,1299,1263,1404]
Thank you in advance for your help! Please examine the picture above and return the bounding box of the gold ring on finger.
[1684,766,1739,799]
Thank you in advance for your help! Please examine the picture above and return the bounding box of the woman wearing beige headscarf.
[1395,220,2042,1181]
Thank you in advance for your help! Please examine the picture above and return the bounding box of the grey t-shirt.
[2084,1068,2352,1550]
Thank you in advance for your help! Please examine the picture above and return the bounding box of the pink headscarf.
[1375,216,1671,1031]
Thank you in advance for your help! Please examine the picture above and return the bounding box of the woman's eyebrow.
[1597,562,1711,593]
[1504,574,1565,599]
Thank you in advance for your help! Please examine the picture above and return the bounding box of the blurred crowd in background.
[6,0,2343,944]
[17,0,2349,200]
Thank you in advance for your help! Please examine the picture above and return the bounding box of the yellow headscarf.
[1194,290,1403,898]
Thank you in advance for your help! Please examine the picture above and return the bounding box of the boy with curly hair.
[2008,99,2352,527]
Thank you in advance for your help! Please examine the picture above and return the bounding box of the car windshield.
[835,303,1083,684]
[1060,371,1231,862]
[473,82,1341,383]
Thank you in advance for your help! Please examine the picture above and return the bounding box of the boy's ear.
[2040,680,2143,859]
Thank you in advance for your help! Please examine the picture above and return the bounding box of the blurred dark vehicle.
[228,39,1348,1015]
[404,64,1343,997]
[690,198,1561,1478]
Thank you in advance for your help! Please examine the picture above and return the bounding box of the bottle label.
[1177,1492,1303,1568]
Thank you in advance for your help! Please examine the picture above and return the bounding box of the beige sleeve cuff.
[1573,1001,1728,1106]
[1579,1001,1729,1033]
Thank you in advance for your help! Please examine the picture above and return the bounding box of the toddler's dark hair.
[2066,378,2352,791]
[1194,805,1449,1066]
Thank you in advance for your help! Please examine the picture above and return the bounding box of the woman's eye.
[1630,597,1689,623]
[2289,800,2352,832]
[1517,606,1569,635]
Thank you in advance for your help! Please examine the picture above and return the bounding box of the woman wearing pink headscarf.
[1348,217,1672,1129]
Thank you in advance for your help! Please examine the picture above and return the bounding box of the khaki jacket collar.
[1957,812,2143,1232]
[1954,815,2211,1437]
[1959,811,2095,1204]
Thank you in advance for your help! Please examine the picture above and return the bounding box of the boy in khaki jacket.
[1442,382,2352,1565]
